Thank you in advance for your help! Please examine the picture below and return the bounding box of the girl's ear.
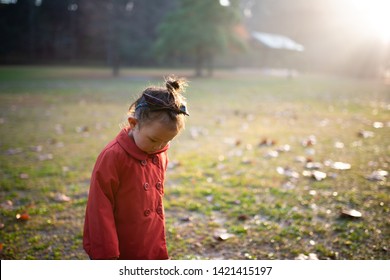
[128,117,138,129]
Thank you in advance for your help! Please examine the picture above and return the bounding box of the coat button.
[144,209,151,216]
[156,206,163,215]
[143,183,149,191]
[152,156,159,165]
[141,160,147,166]
[156,181,162,190]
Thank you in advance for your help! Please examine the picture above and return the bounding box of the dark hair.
[128,76,188,131]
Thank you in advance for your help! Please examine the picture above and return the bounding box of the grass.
[0,66,389,260]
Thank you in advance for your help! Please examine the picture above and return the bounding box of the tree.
[80,0,175,76]
[155,0,244,77]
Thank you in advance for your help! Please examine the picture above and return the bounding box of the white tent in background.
[251,31,305,52]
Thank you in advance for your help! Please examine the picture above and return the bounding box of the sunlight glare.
[219,0,230,7]
[350,0,390,44]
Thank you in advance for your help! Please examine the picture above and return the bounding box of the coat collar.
[116,127,169,161]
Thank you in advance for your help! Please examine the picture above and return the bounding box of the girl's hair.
[128,76,189,131]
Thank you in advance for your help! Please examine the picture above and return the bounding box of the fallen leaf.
[282,181,296,190]
[366,170,388,181]
[75,126,89,133]
[16,212,30,221]
[303,170,327,181]
[19,173,29,179]
[276,144,291,152]
[306,157,314,162]
[238,214,249,221]
[0,243,3,252]
[305,162,323,170]
[340,209,362,218]
[352,140,363,147]
[38,153,53,161]
[301,135,317,147]
[358,130,374,138]
[30,145,43,152]
[304,148,316,156]
[372,122,384,128]
[295,253,319,260]
[312,171,327,181]
[246,144,253,150]
[334,141,345,149]
[259,138,276,147]
[214,229,235,241]
[265,150,279,158]
[223,137,239,146]
[0,200,13,210]
[180,216,192,222]
[294,156,307,163]
[277,167,299,179]
[241,157,253,165]
[330,162,351,170]
[53,193,71,202]
[5,148,23,155]
[217,233,235,241]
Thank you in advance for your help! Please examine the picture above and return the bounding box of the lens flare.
[350,0,390,44]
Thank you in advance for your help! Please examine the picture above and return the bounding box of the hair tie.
[135,93,189,116]
[178,104,189,116]
[135,102,149,111]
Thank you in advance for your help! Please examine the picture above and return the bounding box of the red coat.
[83,127,169,260]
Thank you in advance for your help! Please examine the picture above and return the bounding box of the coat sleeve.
[83,146,121,259]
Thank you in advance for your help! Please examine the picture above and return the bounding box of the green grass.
[0,66,389,259]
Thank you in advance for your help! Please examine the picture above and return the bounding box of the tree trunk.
[28,0,36,62]
[112,51,120,77]
[206,52,214,77]
[108,0,120,77]
[195,46,204,77]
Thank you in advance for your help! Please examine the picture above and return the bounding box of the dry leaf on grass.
[303,170,327,181]
[358,130,374,138]
[366,170,388,181]
[214,229,235,241]
[0,200,13,211]
[277,167,300,179]
[340,209,362,219]
[53,193,71,202]
[16,213,30,221]
[330,161,351,170]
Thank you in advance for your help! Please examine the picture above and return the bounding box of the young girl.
[83,76,189,260]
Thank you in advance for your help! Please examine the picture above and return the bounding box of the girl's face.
[129,118,179,154]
